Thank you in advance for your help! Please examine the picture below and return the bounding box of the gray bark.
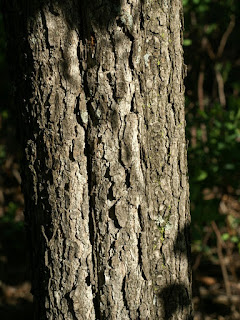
[2,0,192,319]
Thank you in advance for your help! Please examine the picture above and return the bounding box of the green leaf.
[205,24,217,35]
[198,109,208,119]
[197,4,209,13]
[224,163,235,170]
[222,233,230,241]
[225,122,235,130]
[183,39,192,46]
[0,145,6,159]
[1,110,8,119]
[196,170,208,181]
[217,142,225,150]
[230,236,239,243]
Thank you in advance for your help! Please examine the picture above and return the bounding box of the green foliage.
[183,39,192,47]
[0,144,6,163]
[189,104,240,186]
[0,201,22,224]
[3,201,18,222]
[184,0,240,254]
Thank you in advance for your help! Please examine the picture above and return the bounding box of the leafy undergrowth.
[183,1,240,317]
[0,12,33,317]
[0,157,33,319]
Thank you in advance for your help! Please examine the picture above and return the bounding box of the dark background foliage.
[0,1,240,318]
[184,0,240,318]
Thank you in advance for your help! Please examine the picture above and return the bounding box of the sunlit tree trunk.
[2,0,192,319]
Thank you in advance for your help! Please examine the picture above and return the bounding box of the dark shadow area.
[159,283,192,320]
[1,0,123,35]
[0,301,33,320]
[184,1,240,318]
[159,223,193,320]
[0,221,29,285]
[0,10,33,319]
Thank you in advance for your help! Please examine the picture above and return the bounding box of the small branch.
[193,228,212,271]
[202,37,215,60]
[217,15,235,58]
[215,69,226,107]
[197,64,208,144]
[197,66,205,112]
[211,221,232,302]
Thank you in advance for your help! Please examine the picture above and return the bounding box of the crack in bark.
[125,169,131,188]
[109,31,118,104]
[85,126,101,319]
[40,8,53,55]
[122,276,130,316]
[138,233,147,281]
[129,36,134,71]
[65,291,78,320]
[130,93,135,112]
[81,41,102,317]
[109,204,121,229]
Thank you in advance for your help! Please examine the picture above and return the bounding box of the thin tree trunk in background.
[2,0,192,319]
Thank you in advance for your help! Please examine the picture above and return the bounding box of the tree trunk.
[2,0,192,319]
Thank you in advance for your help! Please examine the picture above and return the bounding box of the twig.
[193,227,212,271]
[197,65,205,112]
[217,15,235,58]
[215,69,226,107]
[202,16,235,61]
[211,221,232,302]
[202,37,215,60]
[197,63,208,144]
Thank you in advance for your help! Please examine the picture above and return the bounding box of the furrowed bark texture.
[3,0,192,319]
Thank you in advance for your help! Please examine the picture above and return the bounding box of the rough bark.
[2,0,192,319]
